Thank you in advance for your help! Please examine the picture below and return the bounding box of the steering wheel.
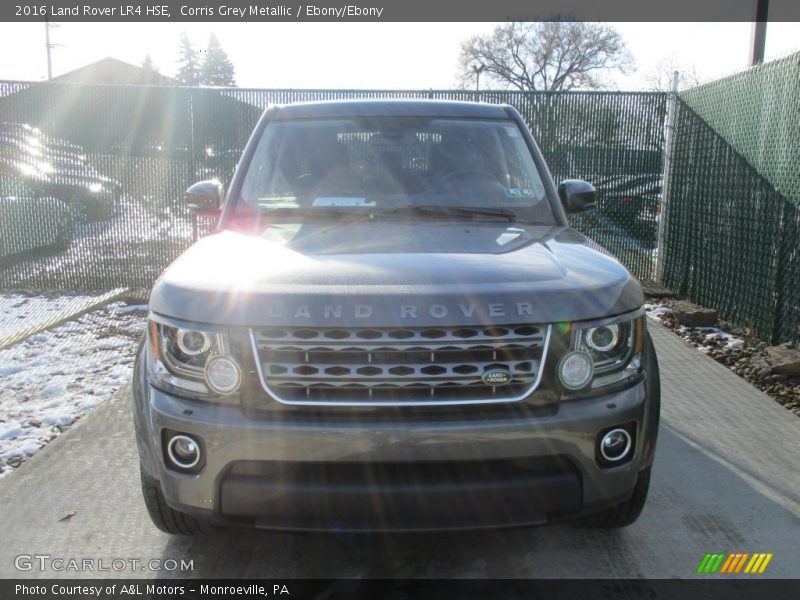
[294,173,316,187]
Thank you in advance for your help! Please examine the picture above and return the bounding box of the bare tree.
[458,21,632,92]
[644,58,704,92]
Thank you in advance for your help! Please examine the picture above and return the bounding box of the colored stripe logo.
[696,553,773,574]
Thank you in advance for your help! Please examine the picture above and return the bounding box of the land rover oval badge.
[482,369,512,386]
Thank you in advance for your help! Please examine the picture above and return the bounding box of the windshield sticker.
[504,188,535,198]
[504,126,520,138]
[313,197,376,207]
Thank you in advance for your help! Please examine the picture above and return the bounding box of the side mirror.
[186,180,222,213]
[558,179,597,213]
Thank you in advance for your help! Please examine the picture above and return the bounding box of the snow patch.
[0,426,23,441]
[694,327,745,352]
[40,382,66,398]
[644,303,673,324]
[112,304,148,315]
[0,294,145,479]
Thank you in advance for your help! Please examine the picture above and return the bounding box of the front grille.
[249,324,551,406]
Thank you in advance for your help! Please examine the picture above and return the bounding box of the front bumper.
[135,376,655,531]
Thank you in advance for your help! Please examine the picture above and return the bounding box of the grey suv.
[133,100,660,534]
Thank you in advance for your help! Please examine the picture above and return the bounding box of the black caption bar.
[4,0,800,22]
[5,579,800,600]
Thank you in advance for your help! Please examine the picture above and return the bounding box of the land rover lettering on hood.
[133,100,660,534]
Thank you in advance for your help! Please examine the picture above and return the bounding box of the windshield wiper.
[238,206,373,220]
[377,205,517,223]
[235,204,521,224]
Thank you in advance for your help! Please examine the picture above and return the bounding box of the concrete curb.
[0,287,129,351]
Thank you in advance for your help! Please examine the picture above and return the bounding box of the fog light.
[204,354,242,394]
[600,428,632,462]
[167,434,201,469]
[558,351,593,390]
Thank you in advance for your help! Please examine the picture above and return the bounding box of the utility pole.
[44,18,60,79]
[749,0,769,66]
[45,18,52,79]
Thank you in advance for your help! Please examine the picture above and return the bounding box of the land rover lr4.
[133,100,660,534]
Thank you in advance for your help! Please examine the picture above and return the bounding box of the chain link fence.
[662,52,800,345]
[680,52,800,209]
[0,82,666,290]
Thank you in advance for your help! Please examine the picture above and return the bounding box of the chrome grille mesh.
[250,324,551,406]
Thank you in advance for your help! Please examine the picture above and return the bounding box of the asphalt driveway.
[1,322,799,579]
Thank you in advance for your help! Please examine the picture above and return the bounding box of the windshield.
[234,116,556,224]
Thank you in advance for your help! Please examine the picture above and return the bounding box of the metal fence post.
[655,71,680,283]
[188,88,198,242]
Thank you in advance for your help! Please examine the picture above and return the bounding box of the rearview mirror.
[186,180,223,213]
[558,179,597,213]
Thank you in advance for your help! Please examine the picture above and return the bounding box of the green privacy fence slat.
[0,81,667,290]
[661,49,800,346]
[775,200,800,345]
[662,99,800,345]
[680,51,800,209]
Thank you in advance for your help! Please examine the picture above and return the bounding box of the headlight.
[557,351,594,390]
[205,355,242,395]
[176,328,212,356]
[562,313,644,391]
[585,324,620,353]
[147,321,241,401]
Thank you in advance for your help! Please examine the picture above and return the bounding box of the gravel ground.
[645,301,800,417]
[0,299,146,478]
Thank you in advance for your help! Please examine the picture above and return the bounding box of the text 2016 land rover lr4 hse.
[133,100,660,534]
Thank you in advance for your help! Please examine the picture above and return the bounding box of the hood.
[149,223,643,327]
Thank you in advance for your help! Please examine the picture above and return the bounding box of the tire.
[641,331,661,462]
[140,467,211,535]
[576,332,659,529]
[576,466,651,529]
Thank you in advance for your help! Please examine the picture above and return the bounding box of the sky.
[0,21,797,90]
